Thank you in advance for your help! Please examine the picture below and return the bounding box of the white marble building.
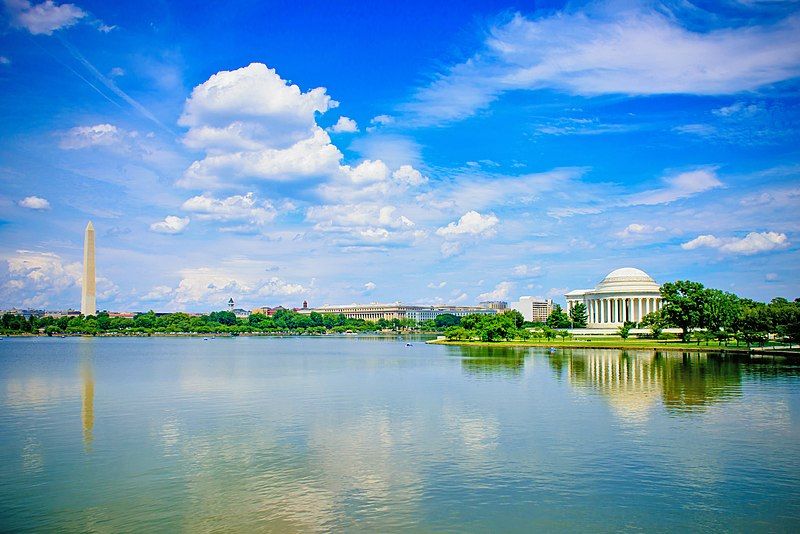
[565,268,663,328]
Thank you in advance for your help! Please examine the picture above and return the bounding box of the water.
[1,336,799,532]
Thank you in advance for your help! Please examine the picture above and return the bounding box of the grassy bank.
[427,337,799,354]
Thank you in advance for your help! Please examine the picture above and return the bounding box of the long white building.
[297,303,496,322]
[565,268,663,328]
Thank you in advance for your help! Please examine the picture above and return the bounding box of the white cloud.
[306,204,422,245]
[18,196,50,210]
[150,215,190,234]
[681,231,789,255]
[512,264,542,277]
[402,9,800,124]
[626,168,723,206]
[765,273,779,282]
[427,281,447,289]
[167,267,307,307]
[178,63,342,187]
[363,281,376,292]
[477,281,512,302]
[616,223,666,239]
[440,242,462,258]
[181,192,276,227]
[59,123,121,149]
[436,210,499,237]
[109,66,125,77]
[328,116,358,133]
[1,249,116,308]
[673,123,717,137]
[0,56,10,65]
[6,0,86,35]
[141,285,173,302]
[712,102,762,118]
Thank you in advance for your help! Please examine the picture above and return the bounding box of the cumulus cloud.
[427,281,447,289]
[181,192,276,228]
[328,116,358,133]
[616,223,666,239]
[59,123,122,149]
[512,264,542,277]
[681,231,789,255]
[1,249,116,308]
[712,102,763,118]
[440,241,462,258]
[178,63,343,187]
[306,204,423,245]
[5,0,86,35]
[150,215,190,234]
[477,281,513,301]
[166,267,307,308]
[626,168,723,206]
[18,196,50,210]
[363,281,376,292]
[436,210,499,237]
[402,8,800,124]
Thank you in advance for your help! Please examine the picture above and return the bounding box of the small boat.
[203,337,209,341]
[406,343,413,347]
[549,347,556,353]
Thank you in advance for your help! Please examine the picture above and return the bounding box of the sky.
[0,0,798,312]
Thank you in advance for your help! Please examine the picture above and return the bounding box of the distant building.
[479,301,508,310]
[108,312,135,319]
[251,306,286,316]
[232,308,250,319]
[297,303,496,322]
[510,297,553,323]
[565,267,663,328]
[3,308,45,319]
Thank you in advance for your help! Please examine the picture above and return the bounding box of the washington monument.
[81,221,96,316]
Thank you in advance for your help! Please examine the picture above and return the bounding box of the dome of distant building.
[565,267,663,328]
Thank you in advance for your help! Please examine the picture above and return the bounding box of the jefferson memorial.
[565,268,663,328]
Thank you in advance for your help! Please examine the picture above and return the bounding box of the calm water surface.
[1,336,799,532]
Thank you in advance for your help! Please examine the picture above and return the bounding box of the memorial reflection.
[454,346,527,377]
[560,349,742,418]
[78,339,95,451]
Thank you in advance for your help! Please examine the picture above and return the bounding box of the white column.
[638,298,643,321]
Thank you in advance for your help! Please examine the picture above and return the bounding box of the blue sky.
[0,0,798,312]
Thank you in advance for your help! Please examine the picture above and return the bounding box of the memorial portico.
[565,268,662,328]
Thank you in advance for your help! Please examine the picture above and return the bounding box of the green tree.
[617,321,635,339]
[703,289,740,342]
[660,280,707,341]
[546,305,571,329]
[639,310,666,339]
[434,314,461,328]
[569,303,588,328]
[502,309,525,329]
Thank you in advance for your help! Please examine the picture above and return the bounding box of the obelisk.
[81,221,96,316]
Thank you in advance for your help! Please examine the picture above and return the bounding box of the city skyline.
[1,0,799,312]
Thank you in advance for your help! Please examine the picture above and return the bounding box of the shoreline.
[426,338,800,356]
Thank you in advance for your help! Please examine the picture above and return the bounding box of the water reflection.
[78,339,95,451]
[455,346,527,378]
[560,350,742,418]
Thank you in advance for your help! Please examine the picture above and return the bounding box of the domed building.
[565,268,663,328]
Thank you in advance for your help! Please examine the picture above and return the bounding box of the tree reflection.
[561,349,743,417]
[455,346,528,378]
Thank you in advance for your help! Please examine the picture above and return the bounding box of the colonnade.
[568,296,662,325]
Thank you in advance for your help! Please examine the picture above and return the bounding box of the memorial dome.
[596,267,660,293]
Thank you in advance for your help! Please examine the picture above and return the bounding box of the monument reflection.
[557,349,742,418]
[78,339,95,451]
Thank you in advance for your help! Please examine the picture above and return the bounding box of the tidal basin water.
[1,337,799,532]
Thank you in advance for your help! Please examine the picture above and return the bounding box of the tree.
[703,289,740,342]
[569,303,588,328]
[502,309,525,329]
[546,305,571,329]
[434,313,461,328]
[660,280,706,341]
[639,310,666,339]
[617,321,635,339]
